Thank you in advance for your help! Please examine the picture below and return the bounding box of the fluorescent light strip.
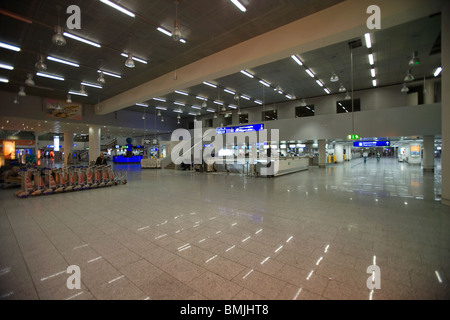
[228,105,237,109]
[372,79,377,87]
[188,112,197,116]
[240,70,254,78]
[36,72,64,81]
[81,81,102,89]
[240,95,251,100]
[230,0,246,12]
[175,90,189,96]
[368,54,374,66]
[191,105,201,110]
[371,68,376,78]
[305,69,315,78]
[324,88,331,94]
[47,56,79,67]
[157,27,172,37]
[259,80,270,87]
[206,109,216,112]
[224,88,236,95]
[0,77,9,83]
[136,103,148,107]
[63,32,101,48]
[365,33,372,49]
[285,94,292,99]
[213,101,224,105]
[196,96,208,101]
[174,102,185,106]
[255,100,263,105]
[99,0,135,18]
[0,41,20,52]
[316,80,324,87]
[434,67,442,77]
[98,70,121,78]
[155,106,167,110]
[173,109,183,113]
[291,55,303,66]
[203,81,217,88]
[68,90,87,96]
[153,97,166,102]
[0,63,14,70]
[120,53,147,64]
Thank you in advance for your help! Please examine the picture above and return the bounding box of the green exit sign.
[347,134,360,140]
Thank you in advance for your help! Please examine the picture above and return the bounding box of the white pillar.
[335,144,344,163]
[64,132,74,166]
[318,139,326,168]
[442,2,450,206]
[424,79,435,105]
[89,125,101,166]
[422,135,434,172]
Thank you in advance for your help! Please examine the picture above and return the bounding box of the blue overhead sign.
[353,141,391,147]
[216,124,264,134]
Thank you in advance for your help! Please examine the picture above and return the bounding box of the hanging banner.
[45,98,82,120]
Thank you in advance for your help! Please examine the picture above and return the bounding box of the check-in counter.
[256,157,309,177]
[141,158,161,169]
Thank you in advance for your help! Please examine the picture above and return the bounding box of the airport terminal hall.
[1,0,450,302]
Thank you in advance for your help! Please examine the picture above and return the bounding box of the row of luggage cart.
[15,165,127,198]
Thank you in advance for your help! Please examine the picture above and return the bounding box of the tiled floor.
[1,157,449,300]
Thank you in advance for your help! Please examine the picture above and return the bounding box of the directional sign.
[347,134,360,140]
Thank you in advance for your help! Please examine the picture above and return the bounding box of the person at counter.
[95,153,108,166]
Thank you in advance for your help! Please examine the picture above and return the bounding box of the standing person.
[363,150,368,163]
[95,153,107,166]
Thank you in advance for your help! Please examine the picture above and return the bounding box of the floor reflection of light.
[292,288,302,300]
[243,269,253,279]
[226,245,235,252]
[275,245,283,253]
[286,236,293,243]
[316,257,323,266]
[205,255,217,263]
[260,257,270,265]
[242,236,251,242]
[255,229,263,234]
[306,270,314,280]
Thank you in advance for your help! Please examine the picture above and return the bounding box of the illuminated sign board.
[353,141,391,147]
[216,124,264,134]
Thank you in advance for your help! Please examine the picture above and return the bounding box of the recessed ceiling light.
[324,88,331,94]
[305,69,315,78]
[291,55,303,66]
[224,88,236,95]
[0,63,14,70]
[434,67,442,77]
[175,90,189,96]
[255,100,263,105]
[364,33,372,49]
[240,94,251,100]
[368,54,374,66]
[259,80,270,87]
[370,68,376,78]
[99,0,135,18]
[136,103,148,107]
[316,80,324,87]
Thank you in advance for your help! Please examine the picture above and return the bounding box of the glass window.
[262,110,277,121]
[295,105,315,117]
[336,99,361,113]
[239,113,249,124]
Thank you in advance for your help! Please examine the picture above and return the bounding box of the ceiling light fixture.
[68,90,87,97]
[172,0,182,42]
[404,69,414,82]
[35,54,47,71]
[136,103,148,107]
[364,33,372,49]
[0,41,20,52]
[229,0,246,12]
[47,55,79,67]
[97,71,105,84]
[0,77,9,83]
[339,83,346,92]
[401,83,409,93]
[434,67,442,77]
[240,70,254,78]
[345,92,352,100]
[66,94,72,103]
[291,55,303,66]
[25,73,35,86]
[409,51,420,67]
[81,81,102,89]
[157,110,162,117]
[203,81,217,88]
[368,53,374,66]
[324,88,331,94]
[372,80,377,87]
[63,32,101,47]
[300,98,307,107]
[255,100,263,105]
[99,0,135,18]
[0,63,14,70]
[370,68,376,78]
[305,69,315,78]
[153,97,166,102]
[98,70,121,78]
[156,106,167,110]
[259,80,270,87]
[224,88,236,95]
[125,53,135,68]
[120,53,147,64]
[316,80,324,87]
[330,73,339,82]
[13,96,19,104]
[240,94,251,100]
[79,84,87,95]
[18,86,26,97]
[36,72,64,81]
[52,6,66,46]
[175,90,189,96]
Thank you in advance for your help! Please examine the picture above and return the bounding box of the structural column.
[318,139,326,168]
[335,144,344,163]
[64,132,74,166]
[424,79,435,105]
[89,125,101,166]
[422,135,435,172]
[442,2,450,206]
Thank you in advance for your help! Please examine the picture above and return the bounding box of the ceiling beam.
[95,0,445,115]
